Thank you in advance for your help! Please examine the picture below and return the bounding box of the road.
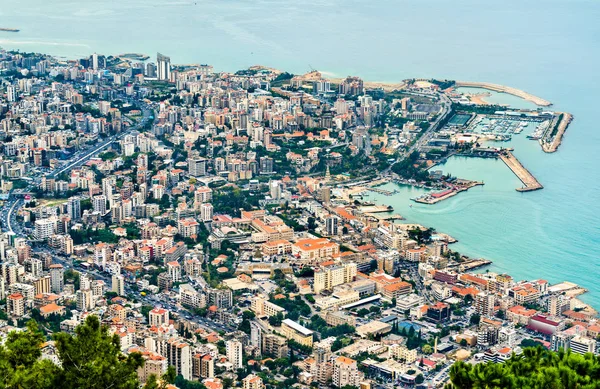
[1,99,154,237]
[386,91,453,173]
[49,102,154,179]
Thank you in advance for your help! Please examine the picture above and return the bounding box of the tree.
[469,314,481,326]
[0,320,61,388]
[54,315,144,389]
[447,347,600,389]
[0,317,145,389]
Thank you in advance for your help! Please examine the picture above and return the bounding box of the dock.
[367,187,398,196]
[455,81,552,107]
[498,150,543,192]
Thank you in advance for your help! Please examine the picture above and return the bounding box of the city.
[0,48,595,389]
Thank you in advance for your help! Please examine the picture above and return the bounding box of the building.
[313,262,357,294]
[167,261,182,282]
[333,356,361,388]
[325,216,339,236]
[167,338,192,380]
[226,339,243,370]
[569,336,596,355]
[475,292,495,317]
[250,296,287,318]
[200,203,214,222]
[149,307,169,327]
[188,157,207,177]
[7,293,25,317]
[35,219,56,240]
[157,53,171,81]
[262,333,288,358]
[76,289,93,312]
[426,302,451,322]
[49,264,64,293]
[292,238,340,263]
[137,350,168,384]
[112,274,125,296]
[281,319,314,347]
[67,196,81,221]
[200,355,215,378]
[242,374,264,389]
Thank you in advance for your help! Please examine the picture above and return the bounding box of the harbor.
[498,150,543,192]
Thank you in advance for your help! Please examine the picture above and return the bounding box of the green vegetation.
[0,317,147,389]
[550,113,564,138]
[391,151,430,182]
[452,102,507,115]
[447,347,600,389]
[70,227,119,244]
[270,294,311,321]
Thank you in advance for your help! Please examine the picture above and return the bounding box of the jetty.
[367,187,398,196]
[541,112,573,153]
[455,81,552,107]
[499,150,543,192]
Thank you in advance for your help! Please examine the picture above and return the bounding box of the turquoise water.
[1,0,599,306]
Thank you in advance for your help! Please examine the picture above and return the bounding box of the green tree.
[447,347,600,389]
[54,315,144,389]
[0,320,61,388]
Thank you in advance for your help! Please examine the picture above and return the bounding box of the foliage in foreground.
[447,347,600,389]
[0,316,174,389]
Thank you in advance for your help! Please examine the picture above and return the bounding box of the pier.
[499,150,543,192]
[542,112,573,153]
[367,187,398,196]
[455,81,552,107]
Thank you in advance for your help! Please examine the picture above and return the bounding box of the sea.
[1,0,599,307]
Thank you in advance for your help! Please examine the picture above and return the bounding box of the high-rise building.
[157,53,171,81]
[188,157,207,177]
[226,340,243,370]
[167,338,192,380]
[7,85,16,102]
[91,53,99,70]
[269,181,281,200]
[475,292,495,317]
[259,156,274,174]
[200,355,214,378]
[333,356,361,388]
[67,196,81,221]
[112,274,125,296]
[49,264,64,293]
[76,289,93,312]
[326,216,339,236]
[93,195,107,214]
[200,203,213,222]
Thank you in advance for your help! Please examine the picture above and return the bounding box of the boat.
[0,28,19,32]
